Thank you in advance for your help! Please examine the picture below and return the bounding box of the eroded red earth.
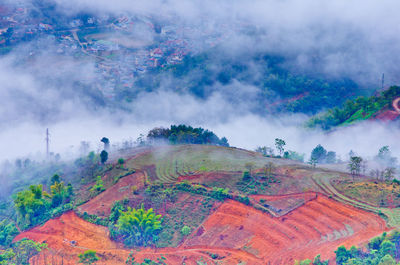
[16,193,387,265]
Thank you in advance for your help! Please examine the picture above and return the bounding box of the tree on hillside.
[50,180,73,208]
[264,162,275,178]
[244,162,255,179]
[384,168,396,183]
[181,225,191,236]
[256,146,274,156]
[13,239,47,265]
[311,144,327,164]
[50,174,60,185]
[78,250,100,265]
[14,185,49,227]
[309,157,317,169]
[101,137,110,150]
[118,158,125,168]
[376,146,398,168]
[284,150,305,162]
[117,204,162,246]
[100,150,108,164]
[147,125,229,146]
[0,220,19,247]
[275,138,286,156]
[147,127,170,141]
[90,176,105,194]
[348,156,363,180]
[325,151,337,164]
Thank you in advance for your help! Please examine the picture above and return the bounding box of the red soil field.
[184,195,387,264]
[15,195,387,264]
[14,211,130,265]
[14,211,253,265]
[375,110,399,121]
[77,172,145,216]
[374,97,400,121]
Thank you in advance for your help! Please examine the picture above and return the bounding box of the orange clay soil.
[374,97,400,121]
[183,195,388,264]
[14,211,130,265]
[15,195,387,265]
[14,211,257,265]
[77,172,145,217]
[375,110,400,121]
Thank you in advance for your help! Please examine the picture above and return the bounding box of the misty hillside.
[0,0,394,126]
[0,0,364,118]
[1,0,400,161]
[308,86,400,130]
[1,1,400,264]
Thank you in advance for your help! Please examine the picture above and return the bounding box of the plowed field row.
[184,195,387,264]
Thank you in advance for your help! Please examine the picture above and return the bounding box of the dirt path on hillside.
[393,97,400,113]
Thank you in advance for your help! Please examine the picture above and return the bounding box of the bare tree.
[384,167,396,182]
[245,162,255,178]
[264,162,275,178]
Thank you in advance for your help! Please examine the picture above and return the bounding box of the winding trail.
[393,97,400,113]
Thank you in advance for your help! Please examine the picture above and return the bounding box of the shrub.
[237,195,250,205]
[242,171,251,181]
[78,250,100,265]
[109,201,125,223]
[210,187,230,201]
[116,204,162,246]
[90,176,105,194]
[14,185,50,228]
[131,185,139,195]
[13,239,47,265]
[100,150,108,164]
[0,220,19,247]
[181,225,191,236]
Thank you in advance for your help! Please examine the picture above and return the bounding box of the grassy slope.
[311,171,400,227]
[126,144,300,183]
[124,144,400,226]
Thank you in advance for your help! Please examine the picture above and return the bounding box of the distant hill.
[307,86,400,130]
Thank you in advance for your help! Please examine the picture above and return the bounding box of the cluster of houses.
[0,2,229,99]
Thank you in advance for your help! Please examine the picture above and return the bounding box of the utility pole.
[381,73,385,90]
[46,128,50,158]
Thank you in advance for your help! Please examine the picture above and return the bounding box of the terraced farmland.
[311,172,400,228]
[183,195,387,264]
[127,145,300,183]
[13,144,398,265]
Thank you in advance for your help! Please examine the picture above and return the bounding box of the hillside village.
[0,2,230,98]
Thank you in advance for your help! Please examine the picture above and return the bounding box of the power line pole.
[381,73,385,90]
[46,128,50,158]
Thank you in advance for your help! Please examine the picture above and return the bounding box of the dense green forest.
[146,125,229,146]
[307,86,400,130]
[128,51,360,115]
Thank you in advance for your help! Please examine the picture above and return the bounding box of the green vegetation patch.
[308,86,400,130]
